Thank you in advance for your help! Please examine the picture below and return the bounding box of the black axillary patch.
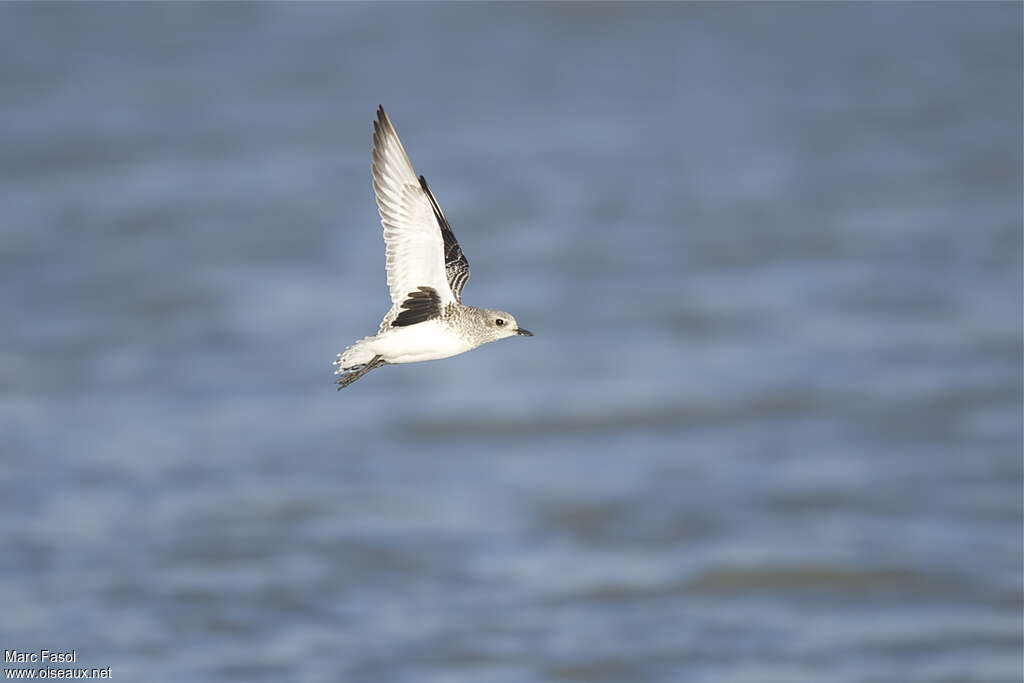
[392,286,442,327]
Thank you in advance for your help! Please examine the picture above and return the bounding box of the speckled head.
[463,307,532,343]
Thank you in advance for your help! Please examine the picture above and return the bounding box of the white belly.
[369,321,474,364]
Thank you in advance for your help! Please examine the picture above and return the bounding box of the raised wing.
[372,106,457,311]
[418,174,471,302]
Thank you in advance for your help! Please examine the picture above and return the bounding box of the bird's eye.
[495,318,505,327]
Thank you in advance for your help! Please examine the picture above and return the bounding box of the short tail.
[333,336,385,389]
[333,335,377,372]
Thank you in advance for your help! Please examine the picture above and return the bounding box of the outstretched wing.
[418,174,471,302]
[372,106,458,313]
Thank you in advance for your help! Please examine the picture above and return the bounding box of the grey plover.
[333,106,532,389]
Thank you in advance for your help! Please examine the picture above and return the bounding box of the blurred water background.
[1,3,1021,682]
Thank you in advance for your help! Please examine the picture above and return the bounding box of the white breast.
[370,321,475,364]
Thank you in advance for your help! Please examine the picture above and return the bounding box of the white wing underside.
[372,108,456,331]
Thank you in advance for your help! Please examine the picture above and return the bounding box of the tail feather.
[333,335,378,373]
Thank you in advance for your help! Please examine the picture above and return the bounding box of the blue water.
[1,3,1021,681]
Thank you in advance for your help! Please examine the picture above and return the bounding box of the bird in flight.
[334,106,532,389]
